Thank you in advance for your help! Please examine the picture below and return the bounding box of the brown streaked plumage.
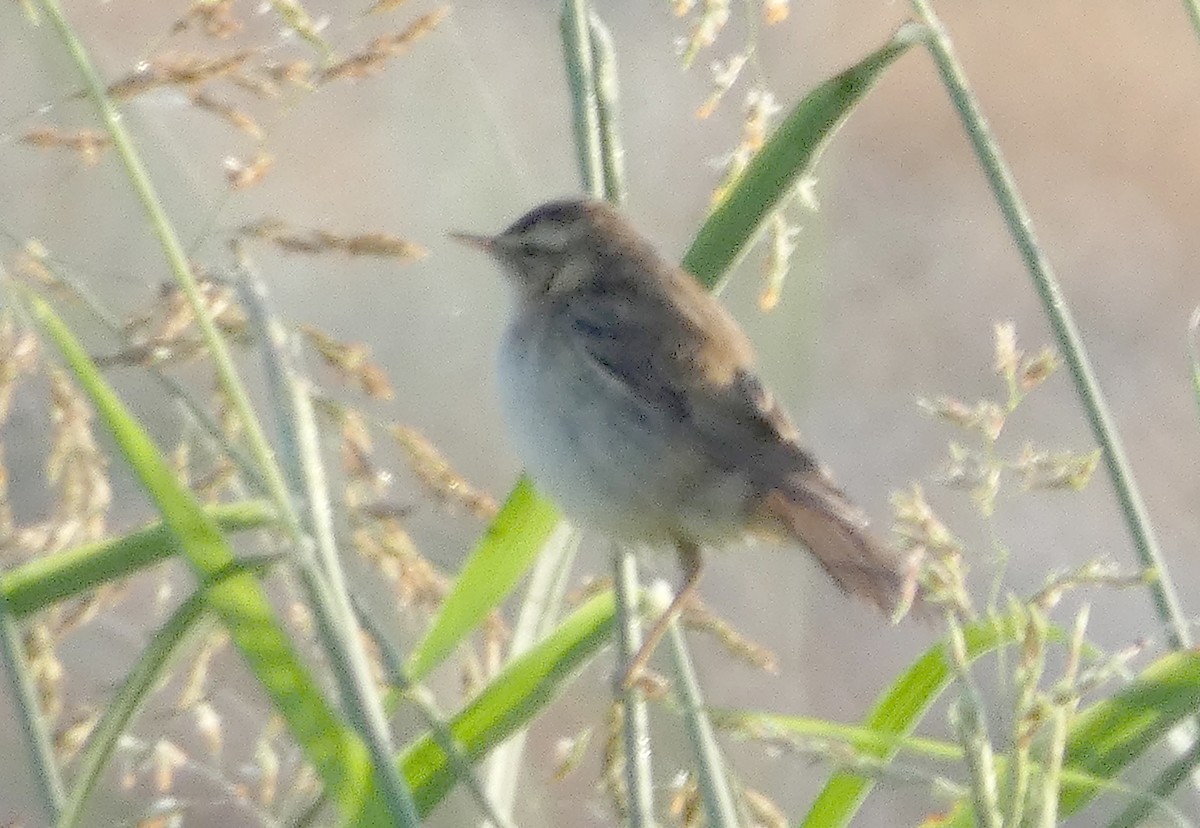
[453,198,918,684]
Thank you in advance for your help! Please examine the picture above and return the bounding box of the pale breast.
[496,309,752,547]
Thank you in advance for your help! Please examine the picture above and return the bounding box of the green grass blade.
[25,292,396,827]
[800,612,1049,828]
[720,708,965,765]
[58,559,274,828]
[1063,649,1200,813]
[682,23,926,289]
[407,477,560,681]
[402,589,615,815]
[717,709,1118,795]
[668,621,739,826]
[1107,735,1200,828]
[561,0,604,198]
[0,501,275,619]
[939,648,1200,826]
[0,594,64,823]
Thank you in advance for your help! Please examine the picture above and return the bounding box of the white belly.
[496,315,749,547]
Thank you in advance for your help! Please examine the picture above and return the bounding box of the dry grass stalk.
[668,772,703,827]
[8,240,59,291]
[258,60,315,93]
[758,210,800,311]
[367,0,413,13]
[682,596,778,673]
[318,7,450,83]
[337,407,384,509]
[762,0,789,23]
[695,53,746,120]
[300,326,395,400]
[24,621,64,723]
[351,519,447,612]
[171,0,242,39]
[106,50,256,100]
[224,151,274,189]
[176,630,230,710]
[101,280,247,367]
[601,702,629,821]
[481,609,508,677]
[710,89,781,206]
[191,92,263,138]
[268,0,330,53]
[551,727,592,780]
[240,219,427,261]
[892,484,969,615]
[21,127,111,166]
[741,784,788,828]
[51,585,127,638]
[47,370,111,545]
[678,0,730,66]
[388,423,498,518]
[193,701,224,760]
[54,707,99,763]
[151,740,188,793]
[0,311,39,423]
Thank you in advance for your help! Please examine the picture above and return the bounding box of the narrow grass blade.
[407,477,560,682]
[718,708,965,764]
[0,501,275,619]
[241,261,419,825]
[1062,649,1200,813]
[588,10,627,205]
[57,559,274,828]
[402,589,615,816]
[1107,735,1200,828]
[25,292,398,826]
[0,594,64,823]
[560,0,604,197]
[715,710,1132,807]
[800,612,1074,828]
[909,0,1192,655]
[366,610,518,828]
[669,621,739,827]
[480,523,581,823]
[613,547,656,826]
[682,23,926,289]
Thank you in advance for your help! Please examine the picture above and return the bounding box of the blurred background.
[2,0,1199,825]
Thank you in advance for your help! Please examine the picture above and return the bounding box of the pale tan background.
[2,0,1199,825]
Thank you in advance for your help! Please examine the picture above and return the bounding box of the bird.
[452,198,919,685]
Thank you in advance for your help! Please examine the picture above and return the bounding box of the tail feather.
[753,481,921,619]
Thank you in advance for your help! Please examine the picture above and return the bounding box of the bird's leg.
[619,539,703,690]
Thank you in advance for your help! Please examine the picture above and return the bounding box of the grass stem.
[908,0,1192,652]
[238,260,420,825]
[668,620,741,827]
[613,549,657,827]
[561,0,605,198]
[0,596,64,824]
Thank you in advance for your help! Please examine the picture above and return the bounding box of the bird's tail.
[751,474,922,620]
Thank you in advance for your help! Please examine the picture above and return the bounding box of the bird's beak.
[448,232,496,251]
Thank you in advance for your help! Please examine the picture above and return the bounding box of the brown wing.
[563,254,920,617]
[565,282,692,423]
[562,254,809,474]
